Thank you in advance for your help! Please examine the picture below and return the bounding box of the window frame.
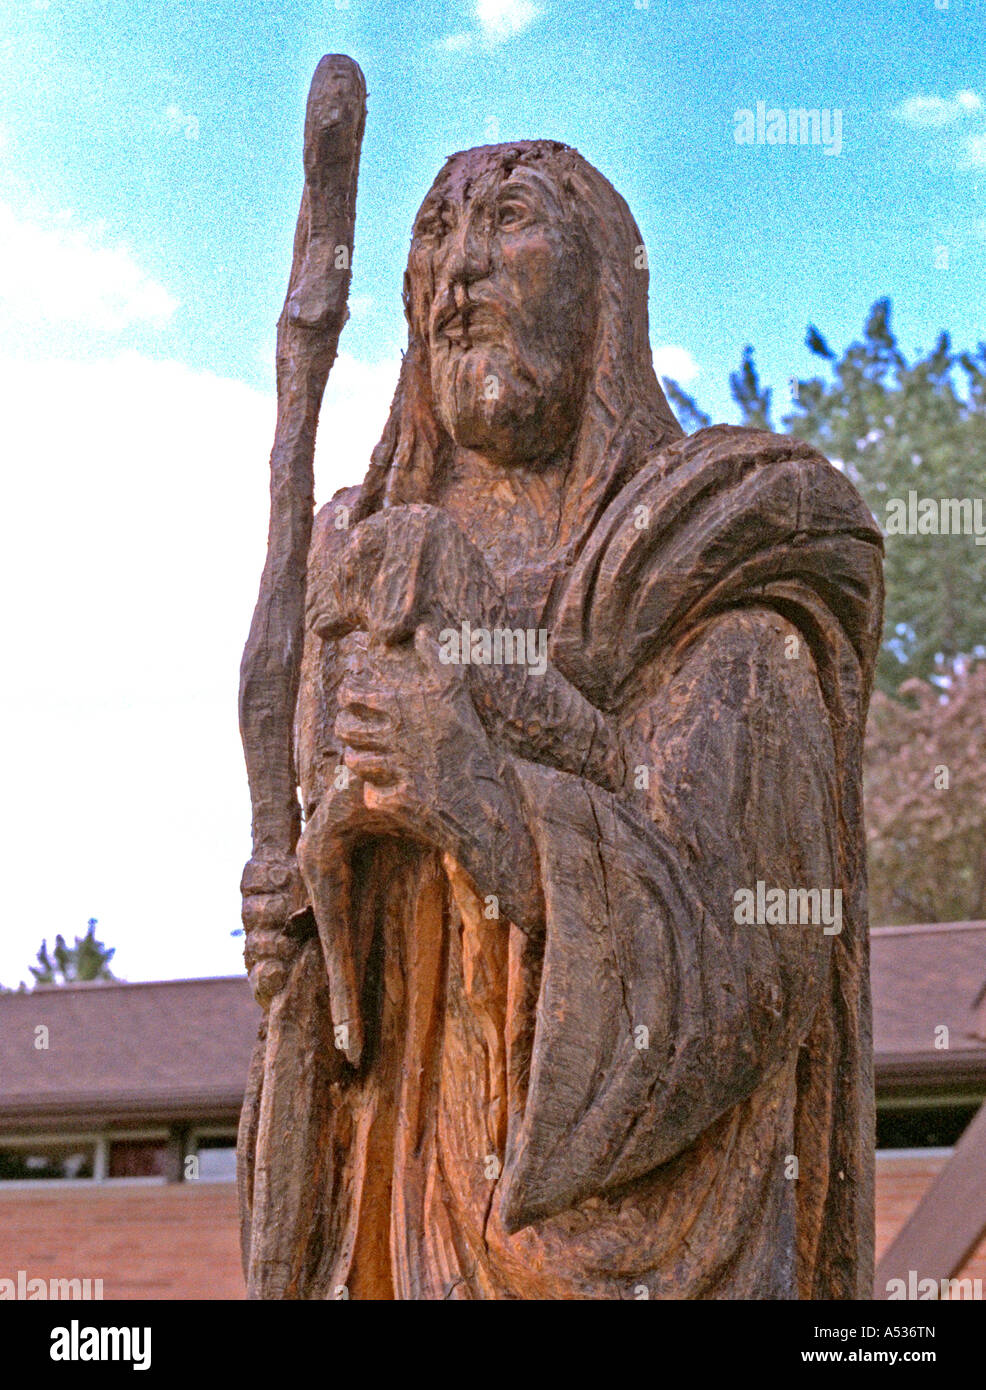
[185,1125,239,1184]
[875,1088,986,1157]
[0,1127,172,1189]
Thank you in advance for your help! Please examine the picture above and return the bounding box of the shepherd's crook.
[237,55,366,1299]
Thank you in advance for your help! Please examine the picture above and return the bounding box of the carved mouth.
[435,301,502,350]
[440,310,471,345]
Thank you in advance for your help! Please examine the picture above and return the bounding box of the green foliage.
[660,377,710,434]
[664,301,986,922]
[729,345,773,431]
[664,299,986,694]
[785,300,986,693]
[29,919,117,987]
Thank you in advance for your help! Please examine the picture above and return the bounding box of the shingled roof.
[1,922,984,1131]
[0,976,260,1133]
[871,921,986,1094]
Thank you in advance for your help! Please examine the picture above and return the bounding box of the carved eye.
[496,199,532,230]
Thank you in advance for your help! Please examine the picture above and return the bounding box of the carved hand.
[307,503,630,793]
[324,624,544,933]
[240,854,310,1007]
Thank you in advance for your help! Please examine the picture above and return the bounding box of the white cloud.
[163,103,200,142]
[317,352,400,494]
[440,31,474,53]
[894,89,983,128]
[653,345,699,385]
[893,90,986,173]
[439,0,540,51]
[0,347,398,987]
[477,0,540,40]
[958,131,986,170]
[347,293,375,319]
[0,200,177,333]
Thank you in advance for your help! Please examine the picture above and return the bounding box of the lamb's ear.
[312,484,364,547]
[306,484,365,639]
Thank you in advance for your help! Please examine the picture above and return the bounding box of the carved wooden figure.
[238,57,884,1300]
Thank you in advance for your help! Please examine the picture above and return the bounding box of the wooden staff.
[238,54,366,1298]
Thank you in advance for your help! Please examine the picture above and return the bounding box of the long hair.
[353,140,682,562]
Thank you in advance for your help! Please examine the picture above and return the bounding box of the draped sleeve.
[498,604,841,1231]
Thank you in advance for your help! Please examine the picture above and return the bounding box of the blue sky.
[0,0,983,983]
[3,0,984,407]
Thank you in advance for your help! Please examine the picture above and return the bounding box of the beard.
[431,338,578,466]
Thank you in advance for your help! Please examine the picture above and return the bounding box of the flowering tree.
[863,664,986,925]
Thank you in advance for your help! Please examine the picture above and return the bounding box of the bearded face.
[410,162,597,466]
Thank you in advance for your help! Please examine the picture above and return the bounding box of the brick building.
[870,921,986,1296]
[0,976,254,1299]
[1,923,985,1299]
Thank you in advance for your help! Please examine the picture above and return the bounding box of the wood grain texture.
[238,121,884,1299]
[236,55,365,1298]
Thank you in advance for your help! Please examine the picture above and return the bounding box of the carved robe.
[238,421,883,1299]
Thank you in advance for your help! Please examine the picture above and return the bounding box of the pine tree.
[662,301,986,923]
[663,299,986,694]
[29,919,117,987]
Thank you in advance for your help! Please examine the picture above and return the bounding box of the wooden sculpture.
[238,57,884,1300]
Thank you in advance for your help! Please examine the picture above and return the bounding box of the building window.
[0,1128,242,1185]
[876,1100,981,1151]
[189,1131,238,1182]
[107,1137,170,1179]
[0,1130,170,1184]
[0,1140,97,1181]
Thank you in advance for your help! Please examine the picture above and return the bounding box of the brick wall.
[0,1182,244,1300]
[1,1164,983,1298]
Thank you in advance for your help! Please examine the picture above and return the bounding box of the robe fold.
[238,423,883,1299]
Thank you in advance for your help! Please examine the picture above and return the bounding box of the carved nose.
[446,216,490,286]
